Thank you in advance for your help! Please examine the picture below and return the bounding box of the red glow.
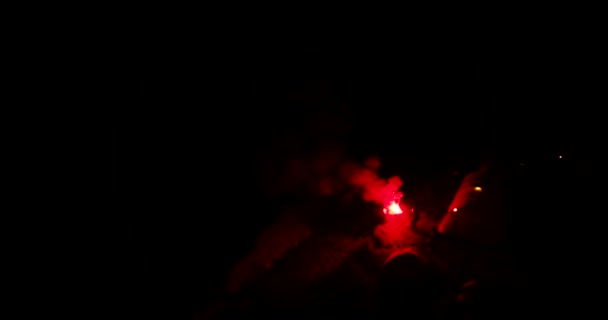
[387,201,403,214]
[342,160,403,205]
[384,247,414,264]
[344,161,414,247]
[383,191,404,215]
[375,213,412,247]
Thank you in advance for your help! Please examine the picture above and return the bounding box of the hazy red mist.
[342,158,403,206]
[223,153,412,293]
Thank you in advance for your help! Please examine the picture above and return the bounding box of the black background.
[57,4,601,319]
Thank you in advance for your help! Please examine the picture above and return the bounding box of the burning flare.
[383,191,404,215]
[386,202,403,214]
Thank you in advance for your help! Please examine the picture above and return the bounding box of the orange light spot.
[474,186,482,191]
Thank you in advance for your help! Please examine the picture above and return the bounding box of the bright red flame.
[387,201,403,214]
[383,191,404,215]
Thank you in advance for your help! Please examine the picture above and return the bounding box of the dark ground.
[49,4,603,319]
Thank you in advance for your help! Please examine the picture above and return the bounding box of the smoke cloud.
[341,158,403,205]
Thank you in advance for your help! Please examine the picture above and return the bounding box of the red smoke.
[223,153,413,295]
[342,157,418,247]
[374,213,415,248]
[262,147,405,207]
[341,157,403,207]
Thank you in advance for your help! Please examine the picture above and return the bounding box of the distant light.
[453,208,458,212]
[559,155,562,159]
[474,187,482,191]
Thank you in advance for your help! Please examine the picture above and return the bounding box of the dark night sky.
[58,5,601,319]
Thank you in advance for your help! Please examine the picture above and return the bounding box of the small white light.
[559,155,562,159]
[453,208,458,212]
